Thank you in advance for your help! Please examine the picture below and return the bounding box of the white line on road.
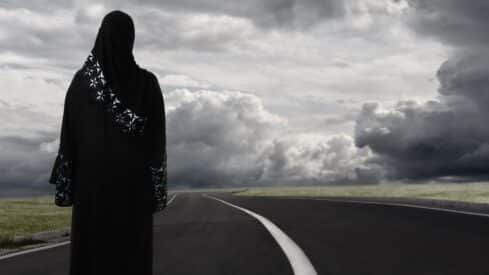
[167,193,177,205]
[203,194,318,275]
[0,193,178,261]
[0,240,70,261]
[257,196,489,218]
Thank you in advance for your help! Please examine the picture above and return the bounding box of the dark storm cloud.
[355,1,489,181]
[0,133,57,195]
[406,0,489,49]
[0,97,61,195]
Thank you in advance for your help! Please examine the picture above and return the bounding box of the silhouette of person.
[48,10,167,275]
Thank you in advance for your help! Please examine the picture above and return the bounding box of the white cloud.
[159,74,211,89]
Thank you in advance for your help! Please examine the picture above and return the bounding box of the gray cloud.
[0,133,57,197]
[133,8,256,52]
[406,0,489,49]
[165,88,380,188]
[355,0,489,181]
[261,134,383,185]
[132,0,345,30]
[0,0,74,13]
[164,89,282,187]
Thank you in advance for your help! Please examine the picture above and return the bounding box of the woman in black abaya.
[48,10,167,275]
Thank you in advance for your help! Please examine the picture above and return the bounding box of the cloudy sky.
[1,0,487,195]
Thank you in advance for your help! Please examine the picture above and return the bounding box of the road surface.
[1,192,488,275]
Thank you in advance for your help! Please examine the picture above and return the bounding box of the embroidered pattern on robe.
[82,53,147,136]
[49,153,74,206]
[149,151,168,212]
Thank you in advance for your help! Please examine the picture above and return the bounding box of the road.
[1,192,488,275]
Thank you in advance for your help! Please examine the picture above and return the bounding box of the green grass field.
[234,183,489,203]
[0,195,71,248]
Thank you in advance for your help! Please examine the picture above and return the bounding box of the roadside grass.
[0,236,46,249]
[234,183,489,204]
[0,195,71,248]
[0,190,180,249]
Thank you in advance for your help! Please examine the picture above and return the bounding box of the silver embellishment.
[51,153,74,207]
[82,53,147,136]
[149,154,167,212]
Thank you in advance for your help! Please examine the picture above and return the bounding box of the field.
[234,183,489,203]
[0,195,71,248]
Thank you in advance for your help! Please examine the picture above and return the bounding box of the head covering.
[80,10,148,136]
[91,10,140,103]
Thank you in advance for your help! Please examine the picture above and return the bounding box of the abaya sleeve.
[49,73,78,207]
[146,73,168,213]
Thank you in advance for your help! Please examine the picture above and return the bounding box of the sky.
[1,0,487,195]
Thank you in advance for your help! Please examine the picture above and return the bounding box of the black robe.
[48,11,167,275]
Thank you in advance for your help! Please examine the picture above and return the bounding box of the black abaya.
[48,10,167,275]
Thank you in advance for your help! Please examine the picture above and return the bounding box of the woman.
[48,10,167,275]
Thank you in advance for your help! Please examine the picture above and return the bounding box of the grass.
[234,183,489,204]
[0,236,46,249]
[0,195,72,248]
[0,190,179,249]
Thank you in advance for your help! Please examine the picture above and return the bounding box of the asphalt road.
[1,192,488,275]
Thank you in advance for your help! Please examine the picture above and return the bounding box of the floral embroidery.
[50,153,74,207]
[149,154,168,212]
[82,53,147,136]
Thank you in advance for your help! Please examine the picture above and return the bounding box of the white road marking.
[167,193,177,205]
[203,194,318,275]
[0,193,178,261]
[257,196,489,218]
[0,241,70,260]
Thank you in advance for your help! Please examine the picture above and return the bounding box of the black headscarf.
[91,10,142,108]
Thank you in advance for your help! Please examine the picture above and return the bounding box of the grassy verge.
[0,190,220,249]
[0,195,71,248]
[0,236,46,249]
[234,183,489,204]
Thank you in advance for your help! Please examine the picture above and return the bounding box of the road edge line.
[167,193,177,205]
[256,196,489,218]
[203,194,317,275]
[0,240,70,261]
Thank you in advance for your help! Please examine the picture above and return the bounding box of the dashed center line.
[203,194,318,275]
